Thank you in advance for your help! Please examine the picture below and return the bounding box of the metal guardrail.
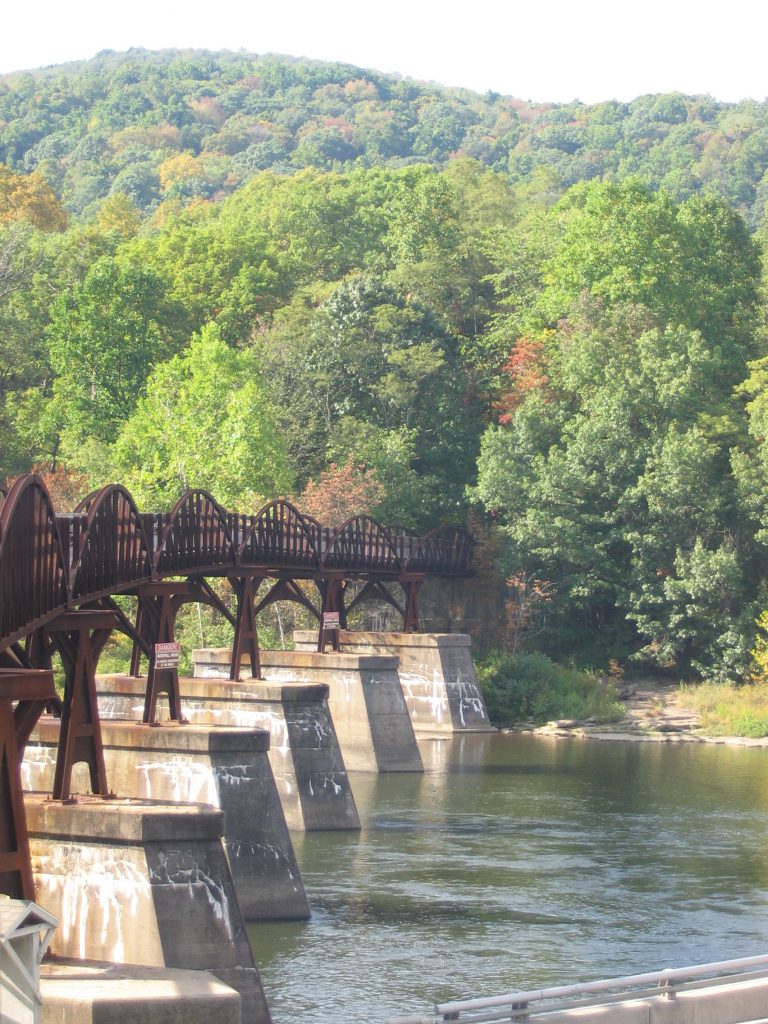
[386,953,768,1024]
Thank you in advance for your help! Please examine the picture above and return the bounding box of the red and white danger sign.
[154,641,181,670]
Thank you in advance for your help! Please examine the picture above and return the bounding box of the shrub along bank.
[476,651,625,728]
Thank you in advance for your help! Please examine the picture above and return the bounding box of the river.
[247,733,768,1023]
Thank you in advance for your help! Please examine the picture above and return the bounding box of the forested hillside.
[4,49,768,225]
[4,49,768,684]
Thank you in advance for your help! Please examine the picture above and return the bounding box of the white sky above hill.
[2,0,767,105]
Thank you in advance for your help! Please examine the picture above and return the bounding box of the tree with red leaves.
[300,461,386,526]
[495,336,549,424]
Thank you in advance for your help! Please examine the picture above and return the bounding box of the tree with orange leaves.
[0,165,67,232]
[300,461,386,526]
[495,336,550,424]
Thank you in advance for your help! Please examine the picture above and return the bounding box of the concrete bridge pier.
[95,674,361,830]
[24,718,310,921]
[193,649,424,774]
[293,631,495,734]
[25,795,270,1024]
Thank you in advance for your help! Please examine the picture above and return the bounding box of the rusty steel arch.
[321,515,402,574]
[153,489,234,576]
[73,488,106,515]
[0,475,69,650]
[69,484,152,602]
[238,498,320,571]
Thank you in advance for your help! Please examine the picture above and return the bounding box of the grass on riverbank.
[476,651,625,728]
[682,681,768,737]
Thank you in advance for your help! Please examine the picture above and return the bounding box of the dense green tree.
[45,255,175,455]
[0,223,56,475]
[111,324,292,508]
[258,272,483,527]
[537,180,760,344]
[109,163,161,209]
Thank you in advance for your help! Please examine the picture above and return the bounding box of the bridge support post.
[129,603,144,678]
[0,668,56,898]
[399,575,424,633]
[132,583,192,725]
[228,572,264,681]
[47,609,116,801]
[317,576,347,652]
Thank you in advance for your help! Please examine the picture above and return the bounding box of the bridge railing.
[386,953,768,1024]
[404,526,475,575]
[141,512,166,563]
[237,499,320,570]
[321,515,402,573]
[153,491,234,574]
[55,513,87,573]
[66,486,153,601]
[226,512,252,553]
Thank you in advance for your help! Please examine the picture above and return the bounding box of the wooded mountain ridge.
[3,48,768,226]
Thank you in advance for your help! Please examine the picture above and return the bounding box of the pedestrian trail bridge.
[0,473,474,900]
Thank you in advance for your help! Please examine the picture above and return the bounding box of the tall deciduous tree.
[46,255,173,455]
[111,324,292,509]
[300,461,386,526]
[262,272,484,528]
[0,164,68,232]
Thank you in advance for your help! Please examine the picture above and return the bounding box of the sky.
[2,0,768,105]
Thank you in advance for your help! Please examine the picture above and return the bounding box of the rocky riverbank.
[515,680,768,747]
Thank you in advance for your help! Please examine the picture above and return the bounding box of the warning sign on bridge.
[154,641,181,670]
[322,612,340,630]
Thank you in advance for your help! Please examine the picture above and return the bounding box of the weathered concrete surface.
[24,719,309,920]
[293,631,494,734]
[194,649,423,774]
[94,675,359,832]
[41,960,241,1024]
[531,974,768,1023]
[25,795,269,1024]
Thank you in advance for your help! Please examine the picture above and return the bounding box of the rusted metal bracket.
[228,572,265,681]
[317,576,347,652]
[130,582,195,725]
[399,575,424,633]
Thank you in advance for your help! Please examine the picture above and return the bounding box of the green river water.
[247,733,768,1023]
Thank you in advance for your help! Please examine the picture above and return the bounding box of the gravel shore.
[514,681,768,747]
